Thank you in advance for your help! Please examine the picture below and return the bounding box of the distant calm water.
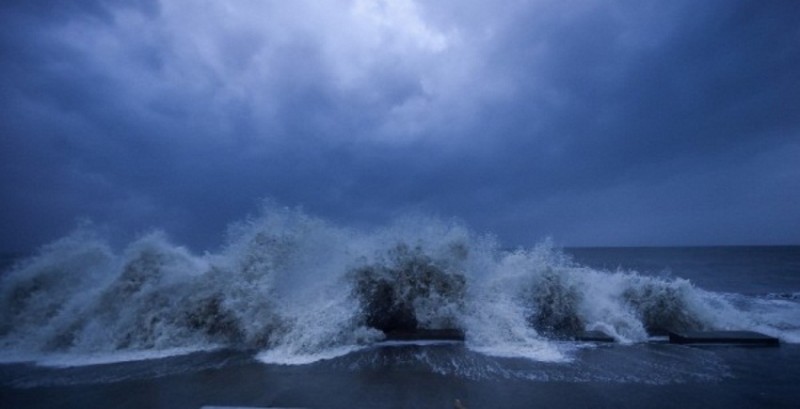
[1,214,799,408]
[566,246,800,295]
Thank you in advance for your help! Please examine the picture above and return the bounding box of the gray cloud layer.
[2,0,799,251]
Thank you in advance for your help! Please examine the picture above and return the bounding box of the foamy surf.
[1,203,799,367]
[0,346,213,368]
[256,345,368,365]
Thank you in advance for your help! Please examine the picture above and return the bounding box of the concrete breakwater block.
[575,330,615,342]
[384,328,465,341]
[668,330,779,346]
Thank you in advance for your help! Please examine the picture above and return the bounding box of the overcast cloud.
[1,0,799,252]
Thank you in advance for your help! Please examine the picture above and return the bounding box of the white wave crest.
[1,204,798,366]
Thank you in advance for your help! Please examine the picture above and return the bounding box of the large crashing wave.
[0,205,798,365]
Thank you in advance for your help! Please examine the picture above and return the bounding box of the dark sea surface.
[1,232,799,408]
[567,246,800,295]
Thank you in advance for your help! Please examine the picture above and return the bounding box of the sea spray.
[0,228,115,351]
[1,204,798,366]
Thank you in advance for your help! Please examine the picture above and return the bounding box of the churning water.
[2,204,798,369]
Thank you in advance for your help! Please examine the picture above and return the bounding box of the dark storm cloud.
[1,0,799,252]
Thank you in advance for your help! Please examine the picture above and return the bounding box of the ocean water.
[1,205,799,408]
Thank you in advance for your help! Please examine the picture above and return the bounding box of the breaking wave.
[1,204,798,366]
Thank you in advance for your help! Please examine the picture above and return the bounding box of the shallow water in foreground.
[1,343,799,409]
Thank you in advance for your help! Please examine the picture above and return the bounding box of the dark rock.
[575,330,615,342]
[668,330,779,346]
[384,328,465,341]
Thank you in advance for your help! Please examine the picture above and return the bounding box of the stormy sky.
[1,0,799,252]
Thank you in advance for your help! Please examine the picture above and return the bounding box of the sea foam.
[1,204,798,366]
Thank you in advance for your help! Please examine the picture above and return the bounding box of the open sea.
[1,208,798,408]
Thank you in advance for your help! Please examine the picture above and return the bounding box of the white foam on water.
[38,347,212,368]
[0,345,213,368]
[255,344,367,365]
[1,203,799,367]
